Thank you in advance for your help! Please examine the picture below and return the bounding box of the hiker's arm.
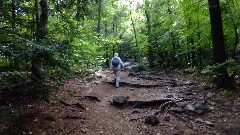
[118,57,124,68]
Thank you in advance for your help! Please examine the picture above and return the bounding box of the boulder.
[145,114,159,126]
[112,96,129,106]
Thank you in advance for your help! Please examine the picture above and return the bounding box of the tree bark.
[35,0,40,37]
[38,0,48,39]
[97,0,102,45]
[167,0,177,65]
[32,0,49,80]
[145,0,154,68]
[11,0,16,29]
[129,4,141,68]
[208,0,233,88]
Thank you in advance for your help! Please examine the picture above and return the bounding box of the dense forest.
[1,0,240,94]
[1,0,240,134]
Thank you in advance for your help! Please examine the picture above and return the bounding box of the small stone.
[205,121,215,127]
[185,104,195,111]
[225,101,231,106]
[94,81,101,85]
[195,102,208,110]
[209,106,215,110]
[163,114,170,122]
[195,118,204,123]
[206,92,214,98]
[81,128,88,133]
[100,131,104,134]
[195,110,205,115]
[209,101,216,106]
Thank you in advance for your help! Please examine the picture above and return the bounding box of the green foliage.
[201,59,240,76]
[0,126,7,133]
[0,0,240,93]
[0,71,29,90]
[220,89,232,97]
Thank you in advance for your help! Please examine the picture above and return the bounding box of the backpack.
[112,58,119,66]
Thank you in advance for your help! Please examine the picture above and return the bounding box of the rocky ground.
[1,69,240,135]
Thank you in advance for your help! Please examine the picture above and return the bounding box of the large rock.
[145,114,159,126]
[112,96,129,106]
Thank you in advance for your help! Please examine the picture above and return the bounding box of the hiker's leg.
[115,69,120,87]
[113,67,117,82]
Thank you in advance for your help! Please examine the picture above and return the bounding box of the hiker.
[110,53,124,88]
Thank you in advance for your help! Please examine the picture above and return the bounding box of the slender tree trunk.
[35,0,40,37]
[145,0,154,68]
[76,0,81,28]
[226,0,238,80]
[32,0,49,79]
[11,0,16,29]
[10,0,18,69]
[104,23,109,66]
[208,0,233,88]
[167,0,177,65]
[97,0,102,45]
[129,4,141,67]
[226,0,239,59]
[197,21,202,68]
[39,0,48,39]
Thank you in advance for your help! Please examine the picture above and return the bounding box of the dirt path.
[51,70,240,135]
[1,70,240,135]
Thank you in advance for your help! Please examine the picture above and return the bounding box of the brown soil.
[1,70,240,135]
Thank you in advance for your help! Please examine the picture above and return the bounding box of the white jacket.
[110,53,124,70]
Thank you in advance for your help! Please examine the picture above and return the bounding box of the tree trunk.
[197,21,202,68]
[226,0,239,59]
[38,0,48,39]
[35,0,40,37]
[10,0,18,69]
[208,0,233,88]
[97,0,102,45]
[129,4,141,68]
[167,0,177,65]
[11,0,16,29]
[32,0,49,80]
[145,0,154,68]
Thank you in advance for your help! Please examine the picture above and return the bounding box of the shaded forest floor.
[1,69,240,135]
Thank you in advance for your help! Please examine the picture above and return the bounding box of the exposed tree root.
[106,81,167,88]
[63,115,86,119]
[111,98,174,108]
[60,100,86,110]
